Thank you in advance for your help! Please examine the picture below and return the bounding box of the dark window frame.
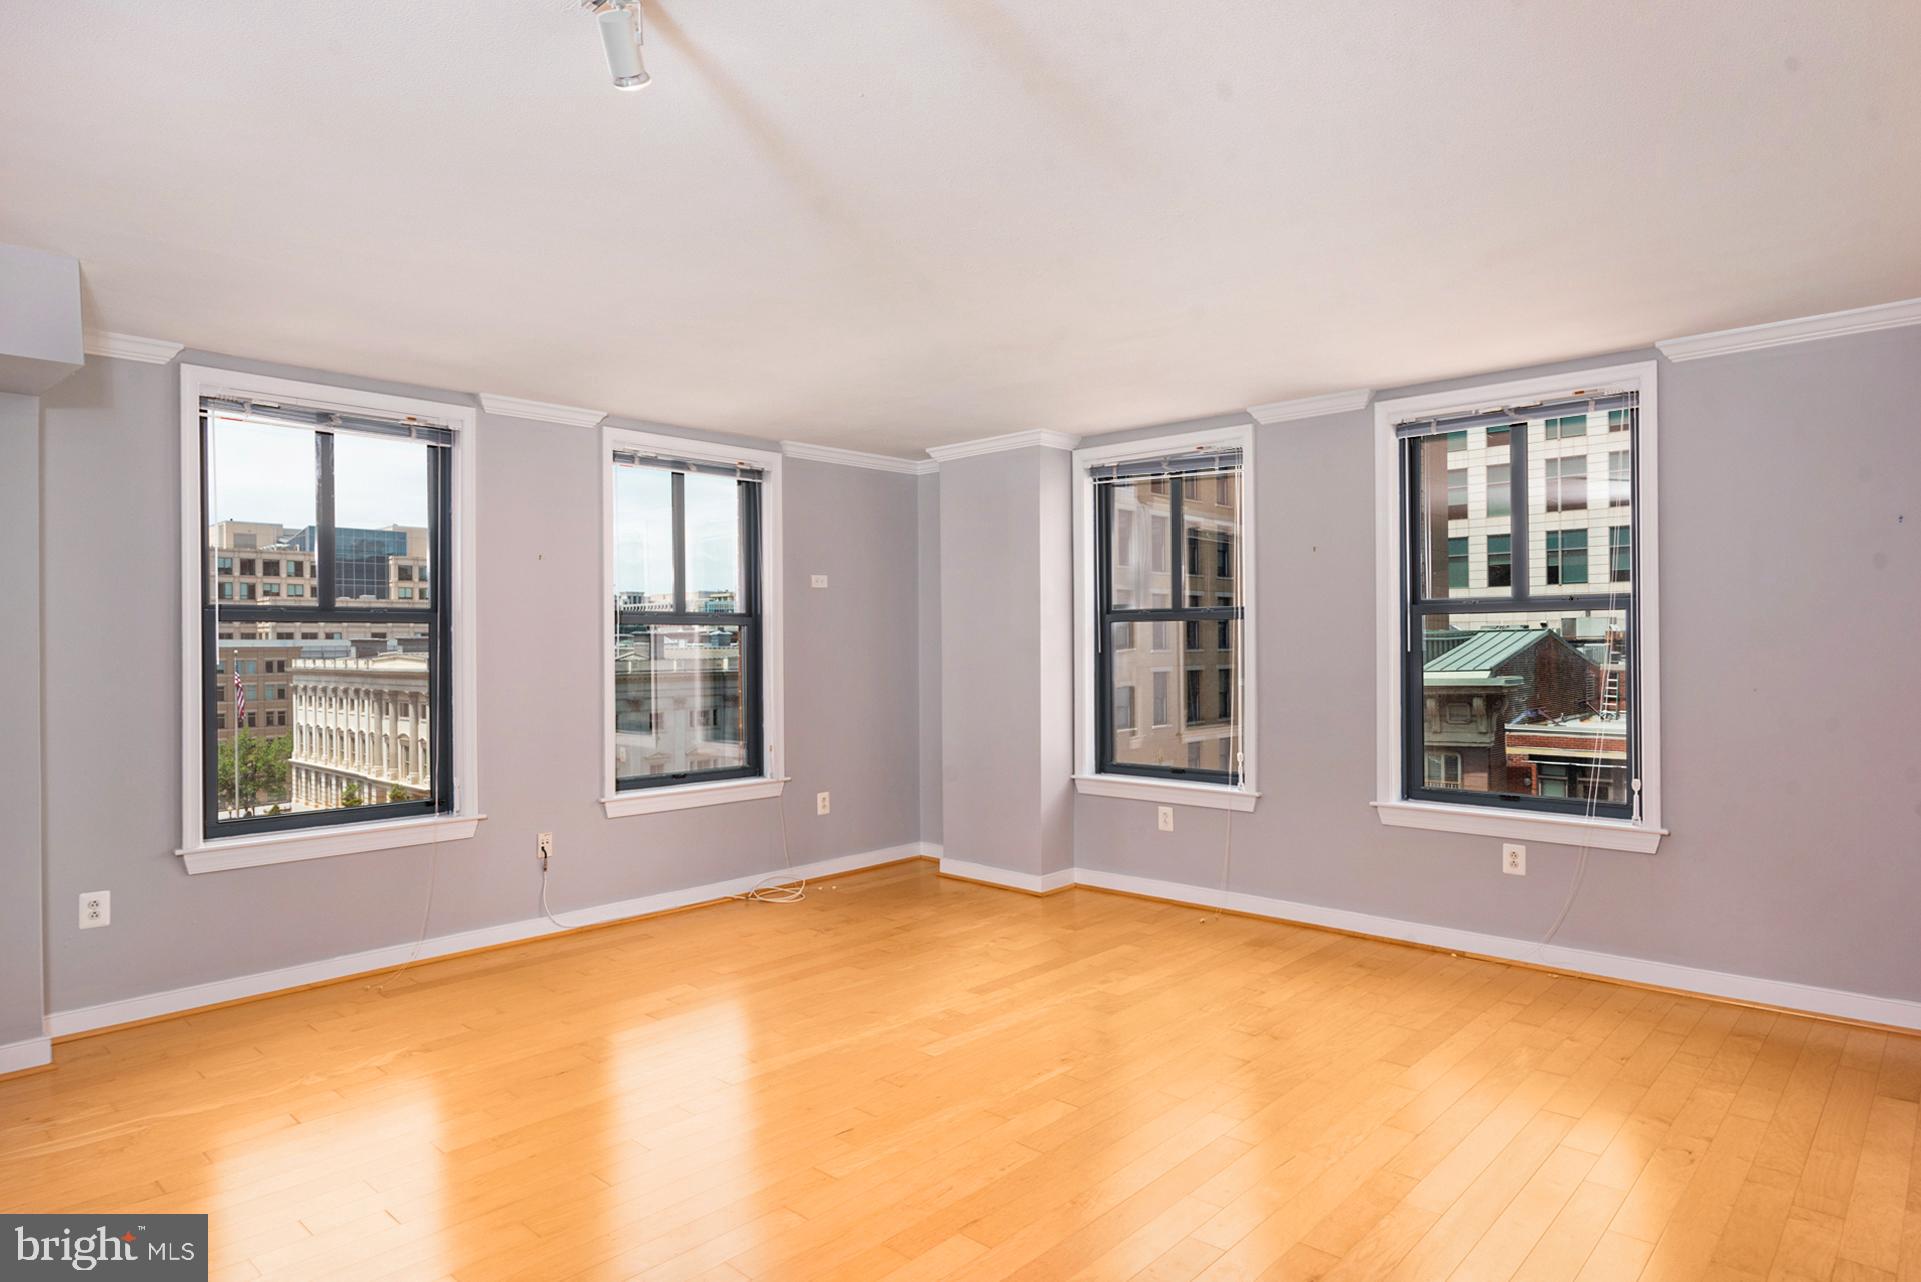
[1399,408,1638,821]
[199,406,453,841]
[611,462,765,793]
[1093,468,1244,786]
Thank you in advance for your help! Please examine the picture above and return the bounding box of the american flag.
[234,669,246,721]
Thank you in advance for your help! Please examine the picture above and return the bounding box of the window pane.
[207,413,318,610]
[1610,525,1632,583]
[211,626,435,821]
[331,433,433,607]
[1413,434,1512,601]
[613,464,676,610]
[1181,470,1239,603]
[1106,479,1173,608]
[1107,621,1239,776]
[1417,610,1629,808]
[685,473,744,612]
[613,623,747,781]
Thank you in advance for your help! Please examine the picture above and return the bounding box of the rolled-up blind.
[1394,390,1637,440]
[201,396,454,446]
[613,449,765,481]
[1089,447,1242,483]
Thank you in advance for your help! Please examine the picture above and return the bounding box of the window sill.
[179,812,485,874]
[601,776,788,818]
[1074,774,1260,812]
[1372,800,1664,854]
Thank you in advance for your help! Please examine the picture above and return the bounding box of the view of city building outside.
[1411,410,1636,806]
[206,412,438,821]
[610,463,751,782]
[1106,471,1242,775]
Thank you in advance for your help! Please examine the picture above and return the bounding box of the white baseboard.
[0,1035,52,1075]
[1073,866,1921,1032]
[45,844,933,1040]
[938,856,1075,895]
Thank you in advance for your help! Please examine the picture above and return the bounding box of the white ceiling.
[3,3,1917,456]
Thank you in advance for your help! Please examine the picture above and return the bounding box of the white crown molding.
[781,440,938,475]
[83,330,184,364]
[1657,297,1921,363]
[478,393,607,428]
[1247,388,1373,424]
[925,429,1081,463]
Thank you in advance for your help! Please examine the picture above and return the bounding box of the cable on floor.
[736,790,805,903]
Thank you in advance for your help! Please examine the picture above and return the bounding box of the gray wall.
[1075,328,1921,1004]
[0,393,45,1046]
[38,355,924,1015]
[916,471,942,844]
[938,447,1076,877]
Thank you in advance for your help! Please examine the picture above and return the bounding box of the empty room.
[2,3,1919,1279]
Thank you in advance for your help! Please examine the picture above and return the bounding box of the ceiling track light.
[584,0,650,91]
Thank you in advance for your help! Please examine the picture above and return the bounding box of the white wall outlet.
[1157,805,1174,832]
[537,832,554,863]
[810,574,829,588]
[79,891,110,929]
[816,791,831,816]
[1502,843,1526,876]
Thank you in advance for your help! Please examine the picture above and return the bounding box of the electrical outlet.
[811,574,829,588]
[1502,843,1526,876]
[79,891,110,929]
[1157,805,1174,832]
[816,791,831,816]
[537,832,554,863]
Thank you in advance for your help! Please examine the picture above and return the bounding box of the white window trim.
[600,426,786,819]
[176,365,483,874]
[1373,360,1665,855]
[1072,425,1260,812]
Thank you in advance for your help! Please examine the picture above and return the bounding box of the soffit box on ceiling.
[0,244,83,395]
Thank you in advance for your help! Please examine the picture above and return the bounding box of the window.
[1424,752,1462,788]
[1447,537,1469,589]
[1487,464,1511,518]
[1078,430,1254,806]
[1610,525,1632,583]
[1486,425,1511,449]
[1543,456,1586,512]
[181,364,479,872]
[1487,534,1512,588]
[1377,363,1659,848]
[1608,451,1631,507]
[1447,468,1468,520]
[1545,529,1587,585]
[604,430,783,816]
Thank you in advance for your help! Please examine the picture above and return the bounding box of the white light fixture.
[585,0,650,91]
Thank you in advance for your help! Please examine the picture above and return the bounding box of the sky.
[209,415,431,532]
[613,466,740,602]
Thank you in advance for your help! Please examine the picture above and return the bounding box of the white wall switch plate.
[817,791,831,815]
[79,891,110,929]
[811,574,829,588]
[1157,805,1174,832]
[1502,843,1526,876]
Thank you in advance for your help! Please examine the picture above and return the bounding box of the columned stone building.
[289,642,432,809]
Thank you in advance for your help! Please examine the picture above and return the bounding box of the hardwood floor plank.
[0,863,1913,1282]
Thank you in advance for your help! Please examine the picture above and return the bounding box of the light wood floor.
[3,860,1918,1282]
